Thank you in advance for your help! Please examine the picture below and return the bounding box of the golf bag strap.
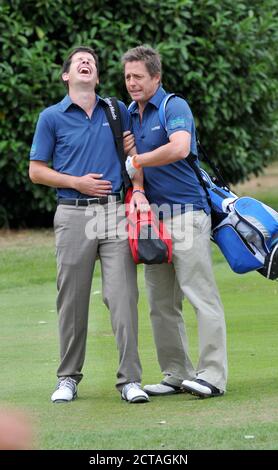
[103,97,131,191]
[186,153,212,207]
[196,139,229,189]
[159,93,230,190]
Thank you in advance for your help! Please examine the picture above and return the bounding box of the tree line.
[0,0,277,227]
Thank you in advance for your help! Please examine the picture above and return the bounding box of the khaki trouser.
[54,201,141,391]
[145,210,227,391]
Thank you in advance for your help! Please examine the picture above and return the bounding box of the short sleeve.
[165,96,194,138]
[30,111,55,162]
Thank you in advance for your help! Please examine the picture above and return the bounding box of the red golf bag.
[125,188,172,265]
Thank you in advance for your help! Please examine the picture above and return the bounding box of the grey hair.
[121,45,162,80]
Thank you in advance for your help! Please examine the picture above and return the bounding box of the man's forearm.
[132,169,144,189]
[29,161,78,189]
[135,142,189,168]
[133,131,191,168]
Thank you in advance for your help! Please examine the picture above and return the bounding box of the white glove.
[125,155,138,179]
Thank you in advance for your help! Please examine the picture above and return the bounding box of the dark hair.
[61,46,99,87]
[121,45,162,80]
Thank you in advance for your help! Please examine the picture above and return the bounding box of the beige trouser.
[54,201,141,391]
[145,210,227,391]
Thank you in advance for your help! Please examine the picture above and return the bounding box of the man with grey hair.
[122,45,227,399]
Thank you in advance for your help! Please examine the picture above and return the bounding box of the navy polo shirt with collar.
[129,86,210,214]
[30,94,130,199]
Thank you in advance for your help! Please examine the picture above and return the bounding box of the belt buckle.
[87,198,99,206]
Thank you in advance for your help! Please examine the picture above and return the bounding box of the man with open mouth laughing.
[29,46,149,405]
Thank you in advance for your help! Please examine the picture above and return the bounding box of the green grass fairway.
[0,229,277,450]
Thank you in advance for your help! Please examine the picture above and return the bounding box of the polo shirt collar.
[60,95,73,112]
[60,94,103,112]
[149,86,167,109]
[128,86,167,114]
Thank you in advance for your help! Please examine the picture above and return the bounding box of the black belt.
[58,194,121,206]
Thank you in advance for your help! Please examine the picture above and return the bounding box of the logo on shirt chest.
[151,125,161,131]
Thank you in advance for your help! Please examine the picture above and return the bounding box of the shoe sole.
[52,393,77,403]
[182,384,223,399]
[144,381,184,396]
[129,397,149,403]
[122,395,149,403]
[144,389,183,396]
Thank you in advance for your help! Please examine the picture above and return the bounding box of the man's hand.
[123,131,135,155]
[29,162,112,197]
[74,173,112,197]
[129,191,150,214]
[125,156,138,179]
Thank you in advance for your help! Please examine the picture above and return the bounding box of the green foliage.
[0,0,277,226]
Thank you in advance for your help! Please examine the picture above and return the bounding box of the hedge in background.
[0,0,277,227]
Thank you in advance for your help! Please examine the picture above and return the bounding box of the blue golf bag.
[200,169,278,280]
[159,92,278,280]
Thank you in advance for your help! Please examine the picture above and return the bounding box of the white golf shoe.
[143,381,183,396]
[121,382,149,403]
[181,379,224,398]
[51,377,78,403]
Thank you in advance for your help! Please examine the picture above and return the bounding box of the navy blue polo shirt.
[129,87,210,214]
[30,95,130,199]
